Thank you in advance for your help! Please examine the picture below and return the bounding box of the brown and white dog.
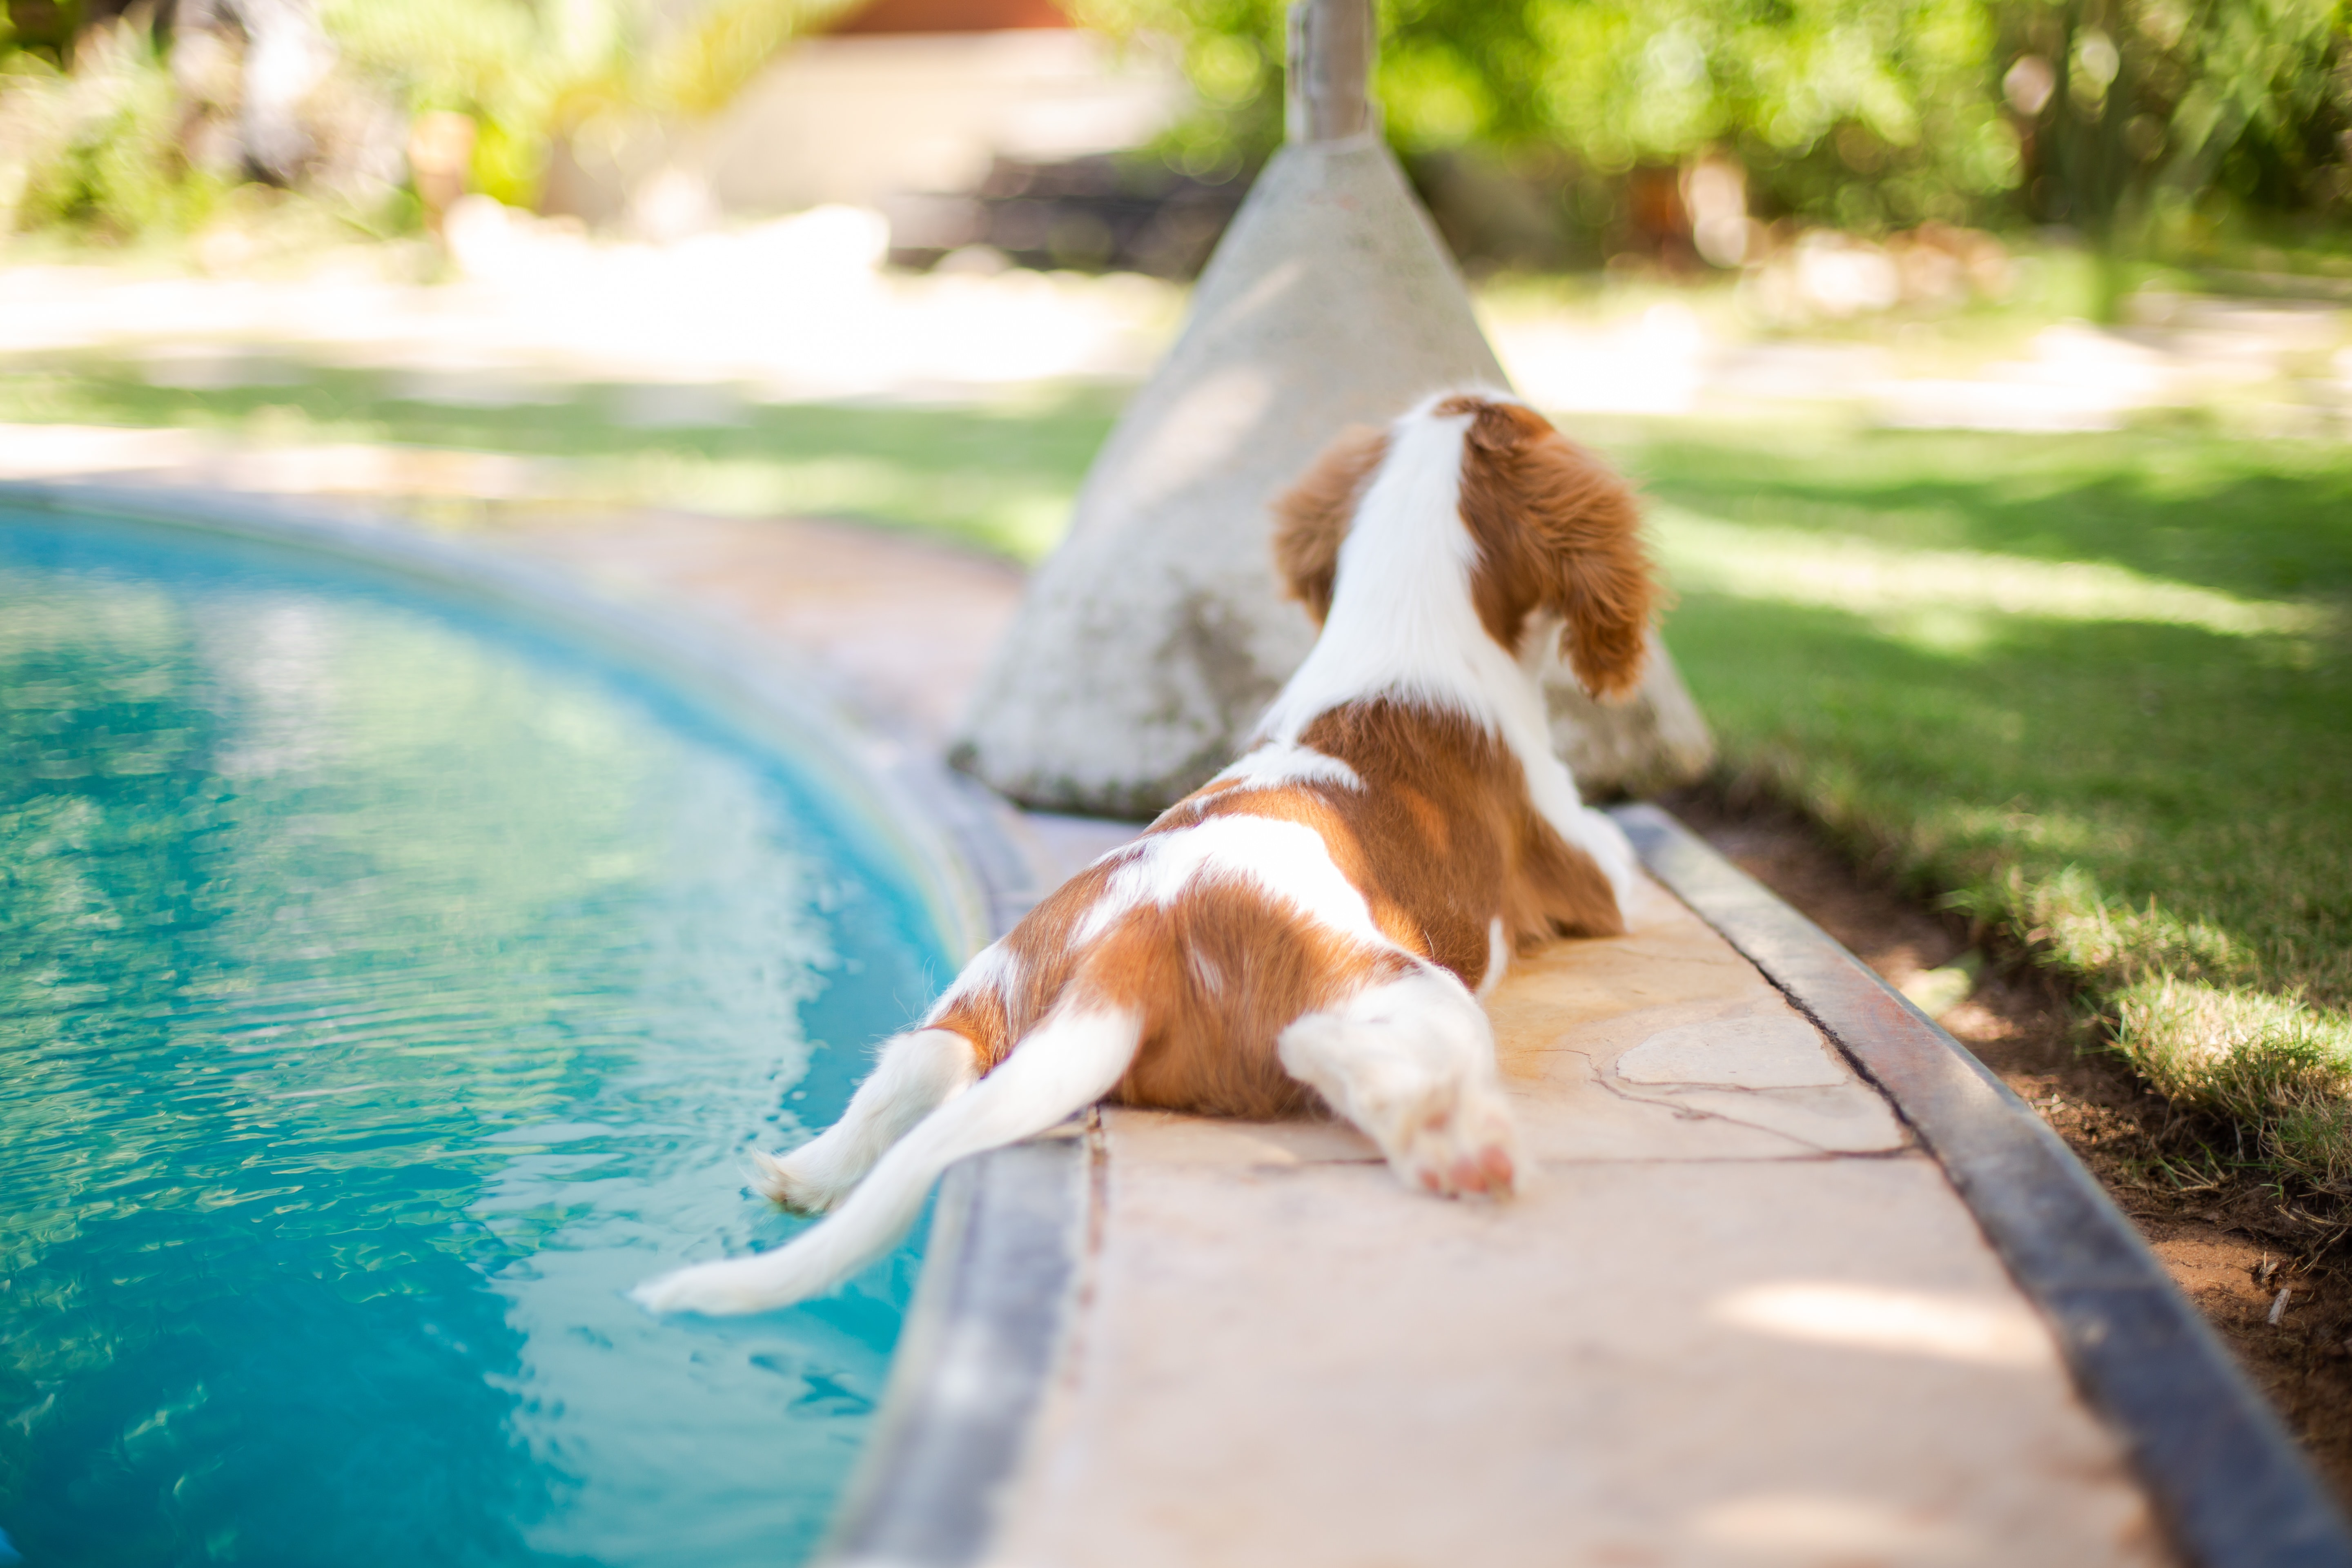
[636,389,1656,1314]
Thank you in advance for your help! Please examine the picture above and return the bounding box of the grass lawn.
[0,361,1123,561]
[1596,418,2352,1191]
[8,363,2348,1188]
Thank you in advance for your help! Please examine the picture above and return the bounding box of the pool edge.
[1615,802,2352,1568]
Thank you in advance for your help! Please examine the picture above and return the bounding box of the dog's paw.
[1391,1091,1523,1200]
[750,1148,853,1214]
[631,1261,756,1316]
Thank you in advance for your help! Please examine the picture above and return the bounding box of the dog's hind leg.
[1278,968,1523,1198]
[753,1028,980,1214]
[636,1001,1140,1315]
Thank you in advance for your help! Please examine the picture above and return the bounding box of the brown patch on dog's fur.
[929,850,1411,1120]
[1296,701,1623,956]
[926,861,1115,1075]
[1272,424,1388,625]
[1167,702,1624,970]
[1441,396,1655,701]
[1099,889,1415,1117]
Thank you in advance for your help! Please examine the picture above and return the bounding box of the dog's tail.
[631,1000,1141,1316]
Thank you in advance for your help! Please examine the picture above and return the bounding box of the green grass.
[0,361,1120,561]
[1595,418,2352,1190]
[8,359,2349,1188]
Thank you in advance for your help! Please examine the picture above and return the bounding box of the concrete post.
[1287,0,1374,142]
[951,0,1713,818]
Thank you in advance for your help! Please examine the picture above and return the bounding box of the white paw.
[632,1241,839,1316]
[750,1147,853,1214]
[631,1260,767,1316]
[1389,1087,1524,1200]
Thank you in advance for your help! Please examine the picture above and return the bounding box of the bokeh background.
[4,0,2349,283]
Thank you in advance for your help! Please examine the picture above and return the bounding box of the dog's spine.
[632,1001,1141,1315]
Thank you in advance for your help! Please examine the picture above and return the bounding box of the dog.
[634,389,1657,1315]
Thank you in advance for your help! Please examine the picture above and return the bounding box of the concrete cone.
[952,139,1713,820]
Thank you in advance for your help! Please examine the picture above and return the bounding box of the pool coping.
[1619,804,2352,1568]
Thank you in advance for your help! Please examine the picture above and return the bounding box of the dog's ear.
[1272,424,1388,625]
[1512,423,1657,703]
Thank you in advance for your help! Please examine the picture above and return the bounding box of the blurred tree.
[0,11,225,236]
[319,0,855,207]
[3,0,2343,251]
[1079,0,2350,245]
[176,0,333,185]
[318,0,627,208]
[2004,0,2350,241]
[0,0,852,231]
[1082,0,2023,229]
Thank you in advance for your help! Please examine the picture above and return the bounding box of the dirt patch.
[1663,787,2352,1510]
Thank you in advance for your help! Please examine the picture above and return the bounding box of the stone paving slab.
[989,876,2167,1568]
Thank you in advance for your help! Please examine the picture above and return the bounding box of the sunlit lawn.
[1603,418,2352,1187]
[7,364,2348,1185]
[0,362,1122,561]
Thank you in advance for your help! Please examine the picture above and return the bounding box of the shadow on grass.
[1617,423,2352,606]
[1671,587,2352,1009]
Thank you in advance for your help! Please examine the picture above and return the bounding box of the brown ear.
[1271,425,1388,625]
[1519,430,1657,702]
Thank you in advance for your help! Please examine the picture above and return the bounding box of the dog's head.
[1272,393,1657,702]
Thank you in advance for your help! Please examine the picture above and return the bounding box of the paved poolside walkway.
[445,509,2168,1567]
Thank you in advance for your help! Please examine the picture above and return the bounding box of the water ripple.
[0,514,946,1568]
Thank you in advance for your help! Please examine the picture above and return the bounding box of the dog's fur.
[634,390,1655,1315]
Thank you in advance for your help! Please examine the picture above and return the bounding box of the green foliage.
[1088,0,2351,233]
[319,0,629,208]
[0,20,226,239]
[309,0,862,201]
[2005,0,2352,240]
[0,0,843,237]
[1080,0,2024,223]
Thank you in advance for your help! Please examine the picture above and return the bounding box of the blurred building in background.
[533,0,1232,273]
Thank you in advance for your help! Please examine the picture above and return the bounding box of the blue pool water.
[0,511,957,1567]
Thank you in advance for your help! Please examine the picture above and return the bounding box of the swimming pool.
[0,506,966,1567]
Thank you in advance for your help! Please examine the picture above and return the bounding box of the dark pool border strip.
[822,1129,1088,1567]
[1614,803,2352,1568]
[817,805,1089,1568]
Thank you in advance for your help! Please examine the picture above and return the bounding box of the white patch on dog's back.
[1075,815,1385,949]
[1209,741,1363,794]
[1256,404,1498,742]
[924,937,1020,1023]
